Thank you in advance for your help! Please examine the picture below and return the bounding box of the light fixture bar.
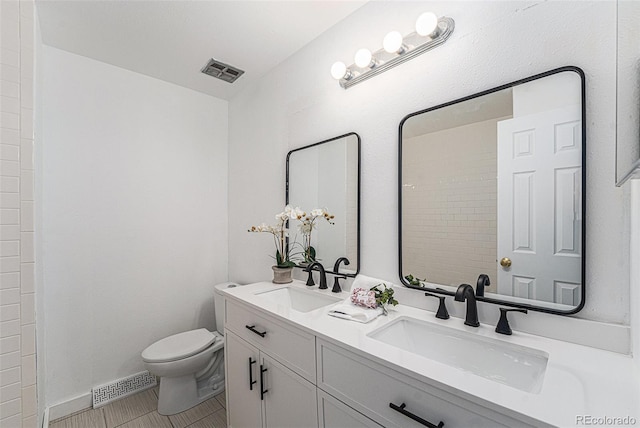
[338,17,455,89]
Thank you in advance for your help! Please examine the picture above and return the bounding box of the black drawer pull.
[245,325,267,337]
[389,402,444,428]
[260,365,269,400]
[248,358,257,390]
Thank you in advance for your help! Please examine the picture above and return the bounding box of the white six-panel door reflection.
[497,106,582,305]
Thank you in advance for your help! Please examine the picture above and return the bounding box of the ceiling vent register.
[201,58,245,83]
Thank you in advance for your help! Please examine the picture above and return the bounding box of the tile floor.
[49,388,226,428]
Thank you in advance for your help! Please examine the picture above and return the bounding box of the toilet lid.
[142,329,218,363]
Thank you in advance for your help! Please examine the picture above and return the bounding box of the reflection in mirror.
[399,67,585,314]
[616,0,640,185]
[287,133,360,276]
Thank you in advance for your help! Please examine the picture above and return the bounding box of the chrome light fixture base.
[338,17,455,89]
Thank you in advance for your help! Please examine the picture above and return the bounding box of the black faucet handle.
[304,264,315,286]
[495,308,528,335]
[332,276,347,293]
[424,292,450,320]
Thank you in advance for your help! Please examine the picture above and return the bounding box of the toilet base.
[157,374,224,416]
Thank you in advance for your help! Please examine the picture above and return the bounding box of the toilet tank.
[213,282,240,334]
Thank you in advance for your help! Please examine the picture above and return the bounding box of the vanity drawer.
[317,339,535,428]
[226,299,316,383]
[318,389,383,428]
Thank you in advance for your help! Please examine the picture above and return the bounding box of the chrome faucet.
[305,262,327,289]
[454,284,480,327]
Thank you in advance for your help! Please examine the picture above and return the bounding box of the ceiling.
[36,0,367,100]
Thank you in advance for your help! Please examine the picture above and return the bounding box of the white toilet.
[141,282,236,415]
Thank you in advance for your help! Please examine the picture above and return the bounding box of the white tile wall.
[402,118,502,290]
[0,0,37,426]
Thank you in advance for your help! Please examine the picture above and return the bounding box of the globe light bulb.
[354,48,374,68]
[383,31,404,54]
[416,12,439,37]
[330,61,348,80]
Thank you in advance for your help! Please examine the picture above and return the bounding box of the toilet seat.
[142,329,220,363]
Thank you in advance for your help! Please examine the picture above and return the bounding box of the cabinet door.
[262,353,318,428]
[318,389,382,428]
[226,331,262,428]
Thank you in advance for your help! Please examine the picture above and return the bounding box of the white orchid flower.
[248,205,334,267]
[285,205,305,220]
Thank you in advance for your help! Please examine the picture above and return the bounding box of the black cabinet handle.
[260,365,268,400]
[389,402,444,428]
[248,358,257,390]
[245,325,267,337]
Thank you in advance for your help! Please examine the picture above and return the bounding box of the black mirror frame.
[398,66,586,315]
[286,132,361,277]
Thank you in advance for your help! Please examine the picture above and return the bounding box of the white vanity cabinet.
[224,296,543,428]
[225,300,318,428]
[317,339,540,428]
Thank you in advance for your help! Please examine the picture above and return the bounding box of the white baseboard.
[47,393,92,422]
[44,371,158,422]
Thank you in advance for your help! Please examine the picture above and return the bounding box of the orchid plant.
[248,205,305,268]
[248,205,335,268]
[296,208,335,263]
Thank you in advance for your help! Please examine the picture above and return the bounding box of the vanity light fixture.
[383,31,407,54]
[415,12,440,37]
[354,48,376,69]
[330,61,351,80]
[331,12,455,89]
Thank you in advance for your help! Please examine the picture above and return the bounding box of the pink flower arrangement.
[350,287,378,309]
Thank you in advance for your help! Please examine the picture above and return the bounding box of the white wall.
[40,47,228,406]
[616,0,640,183]
[229,1,627,325]
[0,1,38,427]
[631,180,640,371]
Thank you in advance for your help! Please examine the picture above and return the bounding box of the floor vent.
[92,371,157,408]
[201,58,245,83]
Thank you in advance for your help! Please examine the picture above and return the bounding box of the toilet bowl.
[141,282,237,415]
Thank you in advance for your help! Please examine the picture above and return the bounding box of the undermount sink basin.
[367,316,548,393]
[255,286,342,313]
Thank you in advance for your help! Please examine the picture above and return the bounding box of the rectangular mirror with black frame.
[287,133,360,276]
[399,67,585,314]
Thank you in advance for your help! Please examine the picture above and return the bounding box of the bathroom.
[1,0,639,427]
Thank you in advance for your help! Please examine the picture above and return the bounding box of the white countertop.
[220,280,640,427]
